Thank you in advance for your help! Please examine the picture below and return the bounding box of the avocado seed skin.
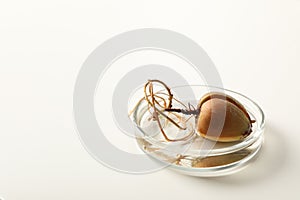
[197,92,252,142]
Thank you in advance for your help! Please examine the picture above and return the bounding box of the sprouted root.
[130,79,197,142]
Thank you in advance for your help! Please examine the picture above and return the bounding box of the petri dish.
[130,85,265,177]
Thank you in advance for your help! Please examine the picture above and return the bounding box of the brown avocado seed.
[196,92,254,142]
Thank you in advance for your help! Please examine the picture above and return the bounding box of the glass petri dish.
[130,85,265,177]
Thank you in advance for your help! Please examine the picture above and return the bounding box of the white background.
[0,0,299,199]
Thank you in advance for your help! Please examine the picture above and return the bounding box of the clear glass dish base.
[136,135,263,177]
